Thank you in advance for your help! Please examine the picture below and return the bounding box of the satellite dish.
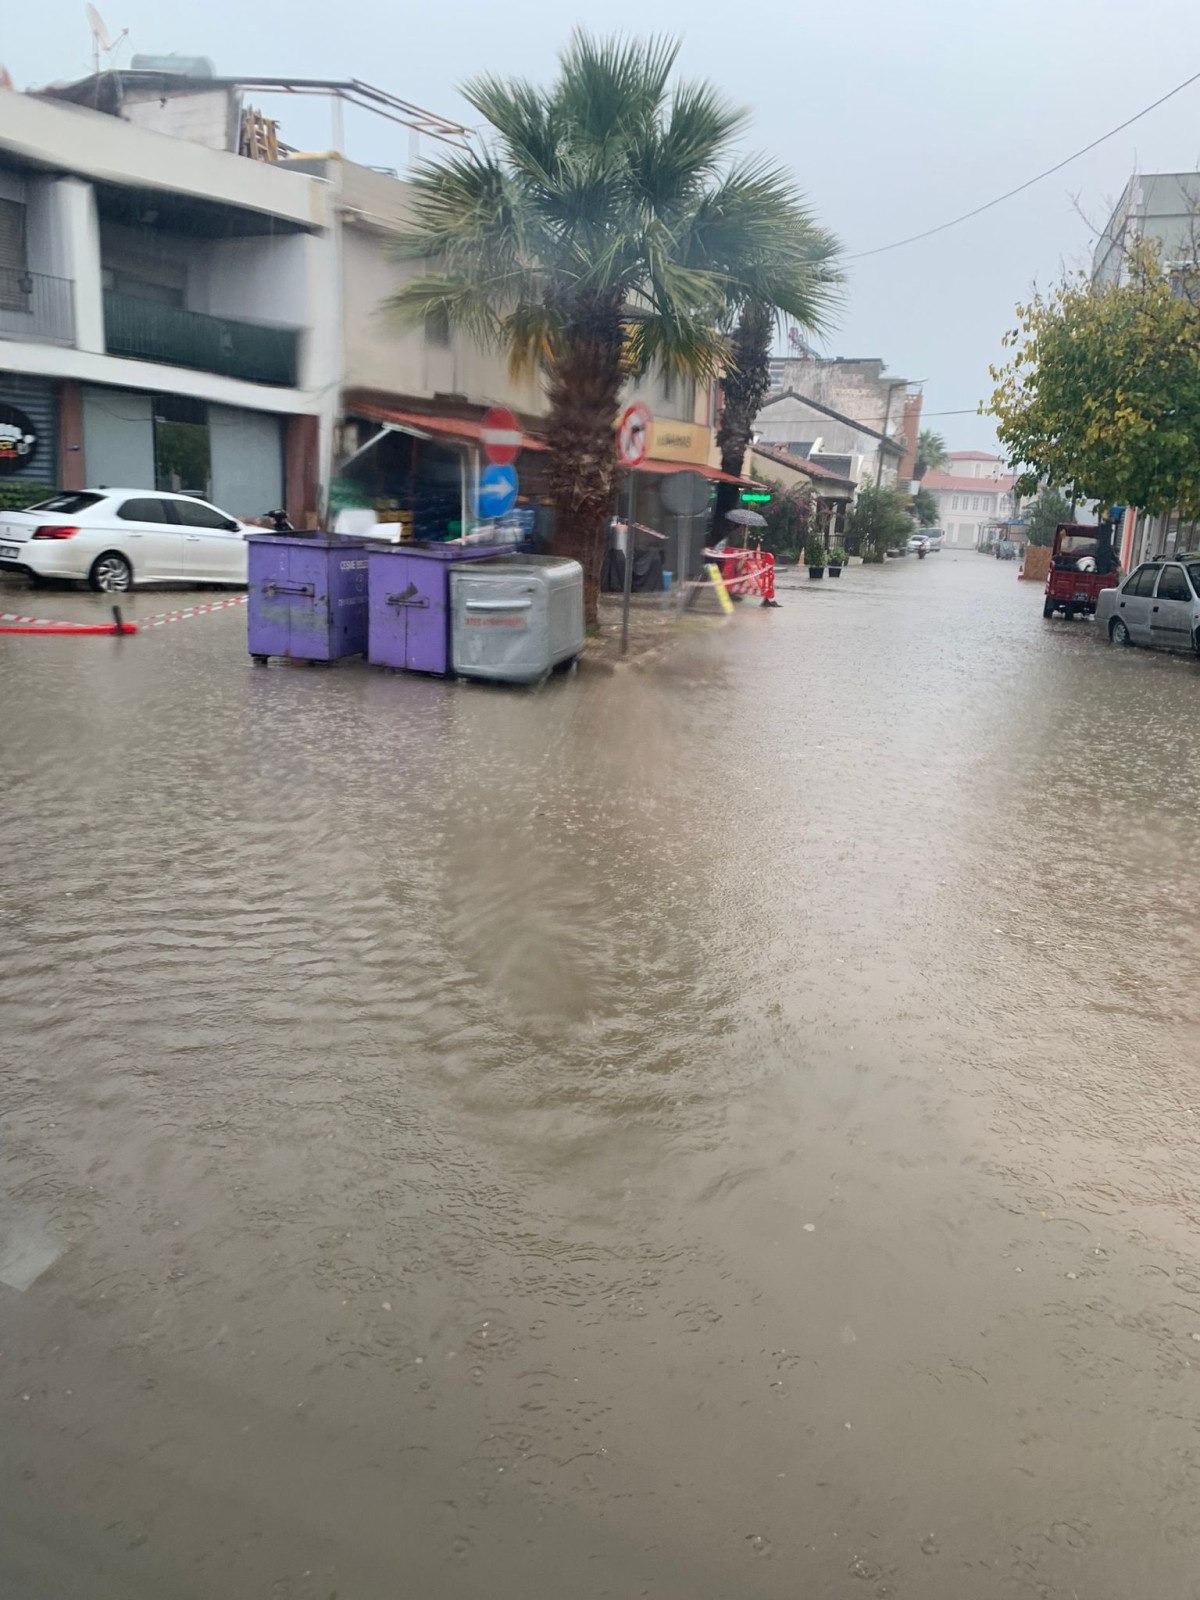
[85,3,128,74]
[86,3,113,52]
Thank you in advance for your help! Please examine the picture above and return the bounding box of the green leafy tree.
[914,428,947,478]
[845,484,913,561]
[913,486,939,527]
[388,32,840,623]
[1023,486,1073,547]
[758,481,814,560]
[989,241,1200,524]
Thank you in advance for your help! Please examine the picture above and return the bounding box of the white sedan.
[0,489,251,592]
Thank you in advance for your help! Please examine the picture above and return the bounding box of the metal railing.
[102,291,299,387]
[0,268,76,346]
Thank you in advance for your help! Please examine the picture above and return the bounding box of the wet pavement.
[3,553,1200,1599]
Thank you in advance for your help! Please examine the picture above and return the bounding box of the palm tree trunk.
[713,300,774,529]
[546,297,625,629]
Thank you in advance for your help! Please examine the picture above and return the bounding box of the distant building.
[921,452,1017,550]
[760,355,920,490]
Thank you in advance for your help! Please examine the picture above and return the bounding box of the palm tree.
[915,429,948,479]
[388,32,841,624]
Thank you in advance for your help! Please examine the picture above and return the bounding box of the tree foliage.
[913,486,939,527]
[989,242,1200,518]
[1023,486,1074,547]
[387,32,841,621]
[758,481,814,559]
[845,484,913,560]
[915,429,947,478]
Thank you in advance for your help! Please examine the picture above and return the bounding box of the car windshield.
[26,492,105,514]
[1060,535,1097,555]
[1188,564,1200,594]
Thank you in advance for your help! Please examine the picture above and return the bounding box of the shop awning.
[347,399,549,452]
[635,457,749,484]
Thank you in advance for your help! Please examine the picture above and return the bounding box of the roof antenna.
[85,4,128,77]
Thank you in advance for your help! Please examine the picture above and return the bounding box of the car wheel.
[1043,598,1055,618]
[89,552,133,593]
[1109,617,1132,647]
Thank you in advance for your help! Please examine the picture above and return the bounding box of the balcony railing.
[102,292,299,387]
[0,268,76,347]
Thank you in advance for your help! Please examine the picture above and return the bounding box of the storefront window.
[154,393,211,497]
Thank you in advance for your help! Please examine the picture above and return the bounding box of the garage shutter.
[0,371,57,483]
[209,405,283,518]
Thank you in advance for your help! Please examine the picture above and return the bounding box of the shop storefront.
[77,385,288,518]
[334,396,548,541]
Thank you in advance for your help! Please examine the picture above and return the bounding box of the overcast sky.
[8,0,1200,450]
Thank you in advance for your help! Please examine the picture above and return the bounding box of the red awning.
[348,400,549,453]
[635,457,748,484]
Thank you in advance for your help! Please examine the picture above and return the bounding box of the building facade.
[921,452,1017,549]
[762,355,920,487]
[753,387,906,490]
[0,88,336,521]
[1,67,730,550]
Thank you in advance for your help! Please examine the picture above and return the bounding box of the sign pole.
[620,470,635,657]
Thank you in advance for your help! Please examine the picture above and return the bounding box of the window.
[0,197,28,312]
[174,497,239,532]
[1188,563,1200,594]
[1157,564,1191,602]
[424,304,450,348]
[951,495,960,510]
[29,492,105,514]
[1127,564,1161,597]
[117,497,176,524]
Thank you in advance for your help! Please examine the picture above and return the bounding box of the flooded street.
[4,552,1200,1599]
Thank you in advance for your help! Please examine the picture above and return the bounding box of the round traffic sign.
[616,402,652,468]
[660,469,710,516]
[478,462,519,519]
[481,406,522,466]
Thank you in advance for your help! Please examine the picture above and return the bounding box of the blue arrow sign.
[478,463,518,520]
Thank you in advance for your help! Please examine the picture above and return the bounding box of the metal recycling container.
[247,533,369,663]
[367,543,507,676]
[450,556,585,684]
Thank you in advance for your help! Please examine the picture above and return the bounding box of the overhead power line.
[846,65,1200,261]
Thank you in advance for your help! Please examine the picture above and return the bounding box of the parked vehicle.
[1095,557,1200,652]
[1042,523,1119,618]
[906,533,929,556]
[923,529,944,551]
[0,489,250,592]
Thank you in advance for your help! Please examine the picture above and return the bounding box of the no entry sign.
[616,402,652,468]
[481,406,521,466]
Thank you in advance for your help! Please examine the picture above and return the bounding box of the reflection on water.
[3,558,1200,1598]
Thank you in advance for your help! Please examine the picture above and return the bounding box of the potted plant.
[827,545,847,577]
[804,536,826,579]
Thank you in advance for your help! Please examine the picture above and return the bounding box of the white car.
[0,489,250,592]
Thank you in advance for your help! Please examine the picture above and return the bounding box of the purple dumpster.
[367,543,506,675]
[247,533,369,664]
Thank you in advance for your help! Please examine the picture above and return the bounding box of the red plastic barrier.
[0,622,138,635]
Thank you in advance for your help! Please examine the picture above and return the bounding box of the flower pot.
[827,564,843,577]
[808,565,825,579]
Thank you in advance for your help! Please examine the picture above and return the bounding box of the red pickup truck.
[1043,524,1120,619]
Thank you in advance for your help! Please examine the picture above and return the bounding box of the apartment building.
[0,84,336,521]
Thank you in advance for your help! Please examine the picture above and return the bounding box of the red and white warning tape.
[144,594,249,628]
[0,609,69,626]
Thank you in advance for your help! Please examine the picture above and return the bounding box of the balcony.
[0,268,75,347]
[102,292,299,387]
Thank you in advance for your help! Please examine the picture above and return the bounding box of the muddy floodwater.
[4,554,1200,1599]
